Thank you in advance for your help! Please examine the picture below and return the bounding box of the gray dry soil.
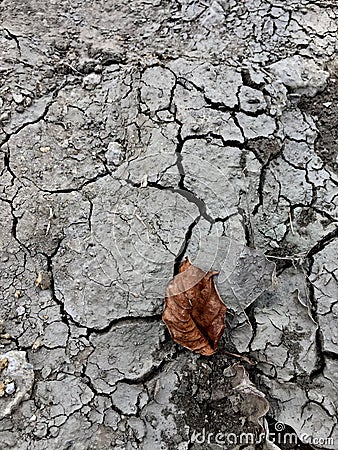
[0,1,338,449]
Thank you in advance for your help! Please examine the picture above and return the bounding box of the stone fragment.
[35,271,51,290]
[5,381,16,395]
[12,92,24,104]
[0,351,34,419]
[0,356,8,371]
[82,73,102,90]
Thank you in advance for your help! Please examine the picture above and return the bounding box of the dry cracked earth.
[0,1,338,449]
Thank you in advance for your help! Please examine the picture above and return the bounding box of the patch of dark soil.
[247,137,282,164]
[170,352,262,450]
[299,74,338,174]
[295,208,317,228]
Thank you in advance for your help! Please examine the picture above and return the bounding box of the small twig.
[265,253,306,261]
[135,213,148,230]
[62,62,85,76]
[220,349,255,365]
[45,207,53,235]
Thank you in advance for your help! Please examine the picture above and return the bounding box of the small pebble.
[0,357,8,371]
[24,97,32,107]
[32,340,41,350]
[82,73,101,90]
[5,381,15,395]
[12,93,24,104]
[35,271,51,290]
[16,306,25,316]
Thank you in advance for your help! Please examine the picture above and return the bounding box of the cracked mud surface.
[0,1,337,449]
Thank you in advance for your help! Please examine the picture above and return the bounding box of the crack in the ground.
[3,28,21,55]
[0,79,68,148]
[85,314,163,338]
[173,215,201,275]
[306,227,338,259]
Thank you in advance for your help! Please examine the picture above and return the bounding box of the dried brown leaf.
[162,257,226,356]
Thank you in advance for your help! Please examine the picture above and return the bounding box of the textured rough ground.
[0,1,337,449]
